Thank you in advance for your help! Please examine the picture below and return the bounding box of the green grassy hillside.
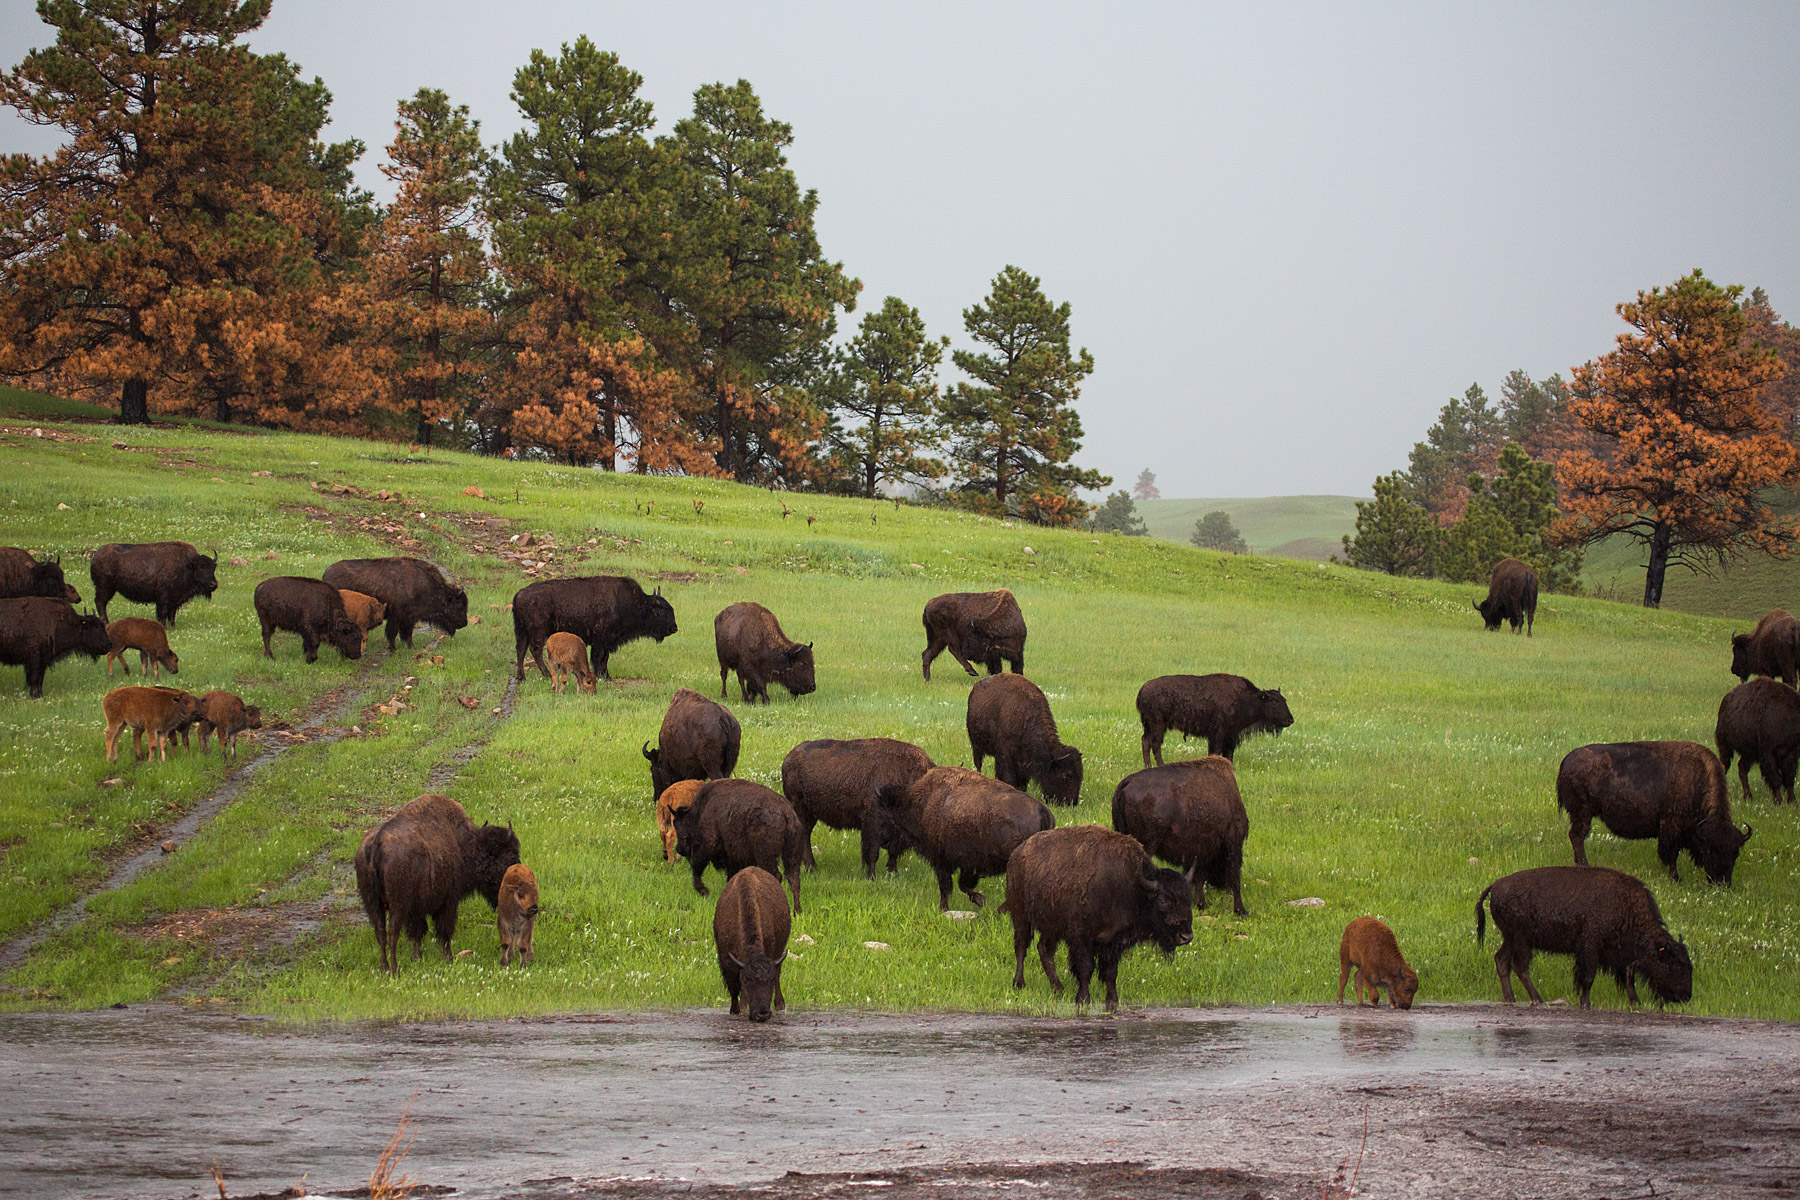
[1,405,1795,1022]
[1582,529,1800,624]
[1137,495,1361,559]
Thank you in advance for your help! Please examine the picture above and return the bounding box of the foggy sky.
[4,1,1797,498]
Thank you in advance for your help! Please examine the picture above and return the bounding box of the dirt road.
[4,1004,1797,1199]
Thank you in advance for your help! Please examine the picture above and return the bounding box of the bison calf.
[1111,755,1251,915]
[673,779,805,914]
[921,589,1026,680]
[1475,556,1538,636]
[255,577,365,663]
[1004,825,1193,1012]
[105,617,178,679]
[337,589,387,640]
[1337,917,1418,1009]
[498,863,540,967]
[967,673,1083,804]
[714,865,792,1021]
[194,690,262,759]
[882,766,1054,910]
[657,779,705,863]
[542,631,597,694]
[715,601,815,703]
[644,687,741,800]
[1716,678,1800,805]
[1136,673,1293,766]
[103,685,199,762]
[781,738,936,876]
[1556,741,1750,884]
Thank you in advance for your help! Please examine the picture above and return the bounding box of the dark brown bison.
[1337,917,1419,1009]
[254,577,365,663]
[497,863,539,967]
[90,541,217,626]
[354,793,521,974]
[1111,755,1251,915]
[322,557,468,650]
[643,687,741,801]
[1556,741,1751,884]
[714,601,815,704]
[1135,673,1293,766]
[102,685,199,762]
[512,575,676,680]
[967,673,1083,804]
[1716,678,1800,804]
[192,690,262,759]
[672,779,805,914]
[0,547,79,603]
[780,737,935,876]
[880,765,1054,910]
[1475,556,1538,636]
[713,865,791,1022]
[1731,609,1800,688]
[104,617,178,679]
[0,596,111,698]
[921,589,1026,680]
[1003,825,1193,1012]
[1476,865,1692,1008]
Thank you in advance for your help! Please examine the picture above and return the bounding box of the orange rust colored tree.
[1554,270,1796,607]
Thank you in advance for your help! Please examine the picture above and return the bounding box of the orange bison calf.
[1337,916,1419,1009]
[656,778,704,863]
[337,589,387,639]
[194,690,262,759]
[103,685,199,762]
[543,631,597,694]
[497,863,540,966]
[105,617,179,679]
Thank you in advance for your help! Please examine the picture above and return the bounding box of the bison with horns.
[512,575,676,681]
[323,556,468,651]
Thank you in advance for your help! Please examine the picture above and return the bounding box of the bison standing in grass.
[1135,673,1293,765]
[1731,609,1800,688]
[323,557,468,651]
[102,685,198,762]
[1716,679,1800,805]
[713,866,792,1022]
[1476,865,1691,1008]
[714,601,814,703]
[672,779,805,914]
[643,687,741,801]
[1556,741,1750,884]
[1111,755,1251,915]
[656,779,705,863]
[90,541,217,626]
[781,737,935,876]
[354,793,521,974]
[192,690,262,759]
[921,589,1026,680]
[1003,825,1193,1012]
[0,547,79,603]
[1475,556,1538,636]
[512,575,676,681]
[254,577,365,663]
[104,617,178,679]
[336,589,387,639]
[497,863,539,967]
[967,674,1083,804]
[1337,917,1419,1009]
[0,596,110,698]
[880,765,1054,910]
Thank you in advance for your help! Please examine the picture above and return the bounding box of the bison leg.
[1011,916,1034,989]
[94,585,112,624]
[858,822,882,880]
[141,649,154,678]
[1009,652,1023,675]
[1037,935,1064,994]
[1494,942,1517,1003]
[1781,749,1800,804]
[1097,943,1125,1013]
[132,726,146,761]
[690,861,711,899]
[773,978,785,1011]
[785,872,802,916]
[105,719,122,761]
[1573,955,1598,1009]
[984,654,1002,676]
[949,648,980,677]
[25,656,47,698]
[934,865,954,911]
[1067,942,1096,1006]
[1656,824,1682,881]
[501,938,514,967]
[1567,813,1592,866]
[1736,755,1754,803]
[920,636,946,681]
[1758,747,1785,803]
[593,647,611,680]
[260,619,276,659]
[958,868,986,909]
[1337,952,1352,1003]
[383,912,405,974]
[300,631,320,664]
[721,956,741,1014]
[1227,845,1248,917]
[1511,946,1545,1005]
[433,901,459,960]
[1140,724,1165,768]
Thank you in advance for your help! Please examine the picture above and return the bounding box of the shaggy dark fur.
[511,575,676,680]
[254,577,365,663]
[1475,556,1539,636]
[0,596,110,698]
[715,601,815,704]
[643,687,741,800]
[781,737,935,875]
[713,865,792,1021]
[672,779,805,914]
[1715,678,1800,805]
[1731,609,1800,688]
[0,547,79,603]
[1556,741,1750,884]
[90,541,217,626]
[1135,673,1293,765]
[323,557,468,651]
[920,590,1026,680]
[966,673,1083,804]
[1111,755,1252,915]
[880,765,1054,911]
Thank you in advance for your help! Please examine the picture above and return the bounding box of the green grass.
[1137,495,1361,559]
[1,415,1797,1022]
[0,385,114,421]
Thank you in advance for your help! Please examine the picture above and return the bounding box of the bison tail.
[1474,885,1493,944]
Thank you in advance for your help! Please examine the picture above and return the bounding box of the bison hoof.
[968,891,986,908]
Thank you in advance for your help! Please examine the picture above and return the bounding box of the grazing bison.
[1111,755,1251,915]
[713,865,792,1022]
[714,601,815,704]
[1476,865,1692,1008]
[105,617,178,679]
[1003,825,1194,1012]
[1556,741,1751,884]
[880,765,1054,910]
[1475,556,1538,636]
[1731,609,1800,688]
[90,541,217,626]
[0,547,79,603]
[103,685,199,762]
[781,737,935,876]
[192,690,262,759]
[354,793,521,974]
[672,779,805,914]
[254,577,365,663]
[967,674,1084,804]
[921,589,1026,680]
[323,557,468,651]
[1136,673,1293,766]
[543,632,597,694]
[0,596,111,697]
[1716,679,1800,805]
[643,687,741,801]
[512,575,676,681]
[497,863,540,967]
[656,779,705,863]
[336,589,387,639]
[1337,917,1419,1009]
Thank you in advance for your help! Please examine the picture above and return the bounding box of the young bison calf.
[1337,917,1419,1009]
[194,690,262,759]
[497,863,540,966]
[337,589,387,646]
[714,866,791,1021]
[656,778,704,863]
[105,617,179,679]
[542,631,597,694]
[103,685,199,762]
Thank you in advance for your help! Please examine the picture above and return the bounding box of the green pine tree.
[1191,510,1248,553]
[1091,491,1148,535]
[820,296,947,497]
[1341,473,1438,575]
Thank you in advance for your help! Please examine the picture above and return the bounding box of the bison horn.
[1183,863,1198,885]
[1742,822,1754,840]
[805,642,813,650]
[727,953,745,968]
[773,950,788,965]
[1472,601,1482,612]
[642,741,656,761]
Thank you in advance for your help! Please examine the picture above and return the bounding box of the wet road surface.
[4,1004,1798,1199]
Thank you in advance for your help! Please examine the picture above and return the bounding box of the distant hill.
[1136,495,1362,561]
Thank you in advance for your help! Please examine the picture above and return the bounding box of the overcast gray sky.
[5,1,1797,497]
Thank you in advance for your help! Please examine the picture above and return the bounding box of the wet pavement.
[4,1004,1798,1199]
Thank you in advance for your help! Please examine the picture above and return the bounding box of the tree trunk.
[214,394,232,424]
[119,378,149,425]
[864,410,881,499]
[994,445,1008,509]
[416,412,433,446]
[601,388,616,472]
[1643,520,1673,608]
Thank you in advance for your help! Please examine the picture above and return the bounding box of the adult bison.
[323,557,468,651]
[1716,678,1800,805]
[714,601,814,704]
[90,541,217,626]
[920,589,1026,680]
[253,577,365,663]
[1111,755,1251,915]
[967,673,1084,804]
[1003,825,1193,1012]
[354,793,521,974]
[0,547,79,603]
[1475,556,1538,636]
[713,866,792,1022]
[512,575,676,681]
[1476,865,1691,1009]
[1555,741,1750,884]
[0,596,110,698]
[1135,673,1293,765]
[643,687,741,801]
[880,765,1053,910]
[780,737,935,876]
[672,779,805,914]
[1731,609,1800,688]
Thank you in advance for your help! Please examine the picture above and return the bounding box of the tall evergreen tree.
[1091,491,1148,535]
[1341,472,1439,576]
[1191,510,1247,553]
[1405,383,1504,520]
[820,296,946,497]
[1132,469,1160,501]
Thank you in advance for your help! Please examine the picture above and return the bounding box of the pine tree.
[1191,511,1247,554]
[1091,491,1148,536]
[821,296,947,497]
[1132,469,1160,501]
[1405,384,1504,521]
[1341,473,1438,576]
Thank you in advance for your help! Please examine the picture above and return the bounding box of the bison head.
[776,642,816,697]
[1257,688,1295,733]
[671,797,705,862]
[644,587,678,642]
[1389,965,1421,1010]
[71,610,112,659]
[875,781,925,847]
[327,615,365,660]
[1632,934,1693,1005]
[1730,633,1754,681]
[1474,597,1504,631]
[1139,865,1195,953]
[190,553,219,600]
[243,705,263,730]
[472,821,523,907]
[1693,816,1752,885]
[436,582,470,637]
[644,741,678,801]
[728,945,787,1022]
[1036,744,1084,805]
[28,557,73,601]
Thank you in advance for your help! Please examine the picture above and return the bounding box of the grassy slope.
[1137,496,1361,559]
[1,407,1796,1022]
